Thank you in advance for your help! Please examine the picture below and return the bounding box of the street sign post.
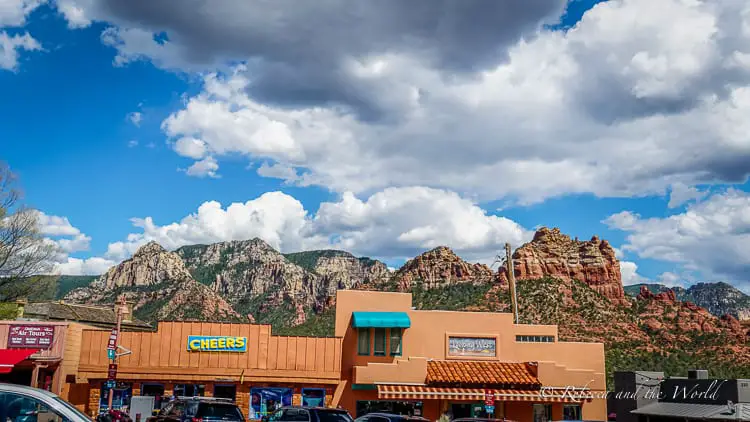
[484,391,494,416]
[107,363,117,380]
[484,391,494,406]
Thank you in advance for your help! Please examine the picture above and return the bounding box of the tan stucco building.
[335,290,607,421]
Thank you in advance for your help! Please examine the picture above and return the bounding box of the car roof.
[281,406,348,412]
[364,413,420,418]
[0,383,60,399]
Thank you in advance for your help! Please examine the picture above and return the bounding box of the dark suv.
[262,407,353,422]
[354,412,428,422]
[147,397,244,422]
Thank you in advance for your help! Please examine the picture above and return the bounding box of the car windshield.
[316,411,354,422]
[196,403,244,420]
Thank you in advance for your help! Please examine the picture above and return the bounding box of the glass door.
[250,387,292,419]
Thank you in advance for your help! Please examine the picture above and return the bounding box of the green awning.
[352,312,411,328]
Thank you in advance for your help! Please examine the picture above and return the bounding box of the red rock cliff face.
[499,227,628,305]
[394,246,493,290]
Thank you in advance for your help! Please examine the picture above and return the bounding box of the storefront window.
[174,384,205,398]
[389,328,402,356]
[214,384,237,402]
[373,328,386,356]
[533,404,552,422]
[99,382,132,413]
[358,329,370,355]
[356,401,423,418]
[562,404,582,420]
[250,387,292,419]
[301,388,326,407]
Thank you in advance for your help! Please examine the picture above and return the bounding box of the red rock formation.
[637,286,677,303]
[499,227,628,305]
[394,246,493,290]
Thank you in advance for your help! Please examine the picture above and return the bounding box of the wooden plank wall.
[80,322,342,377]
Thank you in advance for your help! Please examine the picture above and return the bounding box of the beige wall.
[335,290,607,421]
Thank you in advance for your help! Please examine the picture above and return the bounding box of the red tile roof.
[426,360,540,386]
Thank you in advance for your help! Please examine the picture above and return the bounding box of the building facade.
[69,322,345,419]
[1,290,610,422]
[335,290,607,421]
[0,321,89,398]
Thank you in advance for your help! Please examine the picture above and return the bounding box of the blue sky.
[2,0,750,293]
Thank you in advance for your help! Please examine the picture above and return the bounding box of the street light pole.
[107,297,124,411]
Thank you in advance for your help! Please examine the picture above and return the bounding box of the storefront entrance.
[99,382,133,412]
[141,383,165,414]
[250,388,292,419]
[451,403,485,419]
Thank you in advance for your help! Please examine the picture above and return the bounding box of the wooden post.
[505,243,519,324]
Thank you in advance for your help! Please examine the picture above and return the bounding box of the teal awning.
[352,312,411,328]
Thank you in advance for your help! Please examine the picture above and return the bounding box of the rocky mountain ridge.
[65,241,239,322]
[625,282,750,321]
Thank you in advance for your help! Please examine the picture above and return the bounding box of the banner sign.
[7,325,55,349]
[187,336,247,352]
[107,329,118,351]
[447,336,496,357]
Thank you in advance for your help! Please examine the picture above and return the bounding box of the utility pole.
[505,243,519,325]
[107,296,125,411]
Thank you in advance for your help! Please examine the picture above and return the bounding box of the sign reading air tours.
[187,336,247,352]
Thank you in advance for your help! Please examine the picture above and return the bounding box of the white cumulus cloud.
[605,189,750,293]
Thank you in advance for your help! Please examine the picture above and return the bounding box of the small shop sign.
[107,363,117,380]
[448,336,496,357]
[187,335,247,352]
[107,328,118,351]
[7,325,55,349]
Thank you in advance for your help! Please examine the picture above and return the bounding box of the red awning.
[0,349,39,374]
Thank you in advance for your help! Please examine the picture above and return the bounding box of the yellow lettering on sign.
[201,339,209,350]
[218,338,226,349]
[209,338,218,349]
[227,338,235,348]
[189,339,201,351]
[236,337,246,348]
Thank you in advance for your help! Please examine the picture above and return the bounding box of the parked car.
[146,397,244,422]
[0,383,91,422]
[262,406,354,422]
[354,412,428,422]
[452,419,518,422]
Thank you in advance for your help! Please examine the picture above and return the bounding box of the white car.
[0,383,91,422]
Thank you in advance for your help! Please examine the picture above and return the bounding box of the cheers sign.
[187,336,247,352]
